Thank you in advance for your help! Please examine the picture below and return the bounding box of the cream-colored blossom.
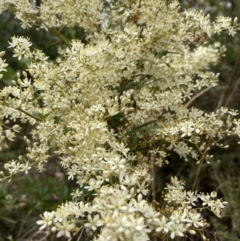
[0,0,238,240]
[36,211,55,230]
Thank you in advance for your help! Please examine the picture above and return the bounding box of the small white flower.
[169,222,185,239]
[156,215,171,233]
[188,212,204,228]
[55,219,75,238]
[36,211,55,230]
[85,214,104,231]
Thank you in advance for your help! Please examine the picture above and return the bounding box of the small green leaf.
[31,111,50,121]
[54,115,62,124]
[0,215,17,224]
[128,119,158,134]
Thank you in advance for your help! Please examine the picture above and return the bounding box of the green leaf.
[128,119,159,135]
[0,215,17,224]
[54,115,62,124]
[31,111,50,121]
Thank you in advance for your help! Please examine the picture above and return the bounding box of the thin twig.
[224,77,240,107]
[184,87,211,108]
[139,0,142,8]
[217,53,240,109]
[192,54,240,190]
[46,26,71,48]
[192,138,212,191]
[15,107,43,122]
[216,92,225,110]
[151,153,156,201]
[192,73,240,191]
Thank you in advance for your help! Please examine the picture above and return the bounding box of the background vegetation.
[0,0,240,240]
[178,1,240,240]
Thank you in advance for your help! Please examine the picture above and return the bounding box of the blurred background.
[0,0,240,240]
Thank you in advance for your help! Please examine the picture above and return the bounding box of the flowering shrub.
[0,0,239,240]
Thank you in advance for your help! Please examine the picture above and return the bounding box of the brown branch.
[151,155,156,201]
[224,77,240,107]
[192,138,212,191]
[185,87,211,108]
[192,53,240,191]
[218,53,240,108]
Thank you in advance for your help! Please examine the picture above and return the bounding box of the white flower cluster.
[35,178,227,240]
[0,51,8,79]
[0,0,239,240]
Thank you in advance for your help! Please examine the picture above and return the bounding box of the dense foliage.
[0,0,239,240]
